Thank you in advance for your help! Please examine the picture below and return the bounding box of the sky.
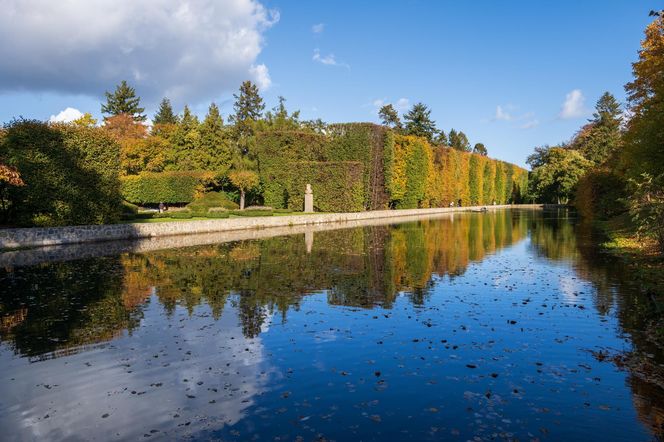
[0,0,655,167]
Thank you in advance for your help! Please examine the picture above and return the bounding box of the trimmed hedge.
[286,161,364,212]
[255,131,329,208]
[187,191,238,214]
[327,123,391,210]
[385,136,528,208]
[1,120,122,226]
[121,171,215,204]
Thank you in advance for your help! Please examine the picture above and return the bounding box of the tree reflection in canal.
[0,209,661,440]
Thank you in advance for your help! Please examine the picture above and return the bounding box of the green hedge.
[255,131,329,208]
[285,161,364,212]
[1,120,122,226]
[121,171,214,204]
[327,123,391,210]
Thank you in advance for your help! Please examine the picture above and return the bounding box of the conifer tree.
[200,103,232,172]
[101,80,146,121]
[378,104,402,129]
[153,98,178,125]
[571,92,622,165]
[403,102,438,142]
[230,80,265,138]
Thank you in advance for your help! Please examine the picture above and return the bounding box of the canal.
[0,209,662,441]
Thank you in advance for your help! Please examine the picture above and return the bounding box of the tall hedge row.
[385,134,528,208]
[1,120,122,226]
[327,123,390,210]
[285,161,364,212]
[255,131,329,208]
[121,171,215,204]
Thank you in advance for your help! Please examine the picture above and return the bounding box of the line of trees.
[527,13,664,253]
[378,102,488,156]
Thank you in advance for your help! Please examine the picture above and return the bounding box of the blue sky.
[0,1,654,167]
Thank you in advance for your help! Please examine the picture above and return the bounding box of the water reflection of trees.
[0,211,528,355]
[528,209,664,438]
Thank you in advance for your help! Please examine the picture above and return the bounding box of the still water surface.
[0,209,662,441]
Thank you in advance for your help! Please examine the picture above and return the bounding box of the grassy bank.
[596,213,664,297]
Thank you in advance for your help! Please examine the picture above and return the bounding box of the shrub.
[170,210,193,219]
[1,120,122,226]
[121,171,215,204]
[186,191,238,214]
[204,211,230,219]
[121,200,139,219]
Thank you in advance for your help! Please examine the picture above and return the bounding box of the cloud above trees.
[0,0,278,106]
[559,89,588,119]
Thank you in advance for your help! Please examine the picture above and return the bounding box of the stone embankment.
[0,205,543,251]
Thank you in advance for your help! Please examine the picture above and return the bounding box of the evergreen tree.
[403,102,438,142]
[200,103,232,172]
[153,98,178,125]
[378,104,402,129]
[171,105,201,170]
[473,143,488,156]
[262,96,301,130]
[571,92,622,165]
[448,129,471,151]
[435,130,448,146]
[101,80,146,121]
[230,80,265,138]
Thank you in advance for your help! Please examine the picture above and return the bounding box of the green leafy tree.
[101,80,146,122]
[403,103,438,143]
[627,172,664,254]
[153,98,178,125]
[473,143,488,156]
[230,80,265,138]
[378,104,402,130]
[228,170,259,210]
[528,147,592,204]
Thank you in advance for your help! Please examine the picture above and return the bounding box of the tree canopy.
[404,103,438,143]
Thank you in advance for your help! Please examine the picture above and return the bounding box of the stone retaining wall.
[0,205,543,251]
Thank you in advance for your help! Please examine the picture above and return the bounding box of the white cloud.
[313,48,350,69]
[559,89,588,119]
[249,63,271,91]
[0,0,279,106]
[49,107,83,123]
[396,98,410,112]
[312,23,324,33]
[520,119,539,129]
[494,105,513,121]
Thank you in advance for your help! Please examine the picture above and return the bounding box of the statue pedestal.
[304,184,314,213]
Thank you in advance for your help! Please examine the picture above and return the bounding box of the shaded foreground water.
[0,209,662,441]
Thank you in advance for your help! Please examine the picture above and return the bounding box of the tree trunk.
[240,190,245,210]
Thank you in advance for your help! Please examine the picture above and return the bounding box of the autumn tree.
[403,102,438,143]
[72,113,98,128]
[0,163,25,219]
[378,104,402,130]
[228,170,259,210]
[153,98,178,125]
[101,80,146,122]
[473,143,488,156]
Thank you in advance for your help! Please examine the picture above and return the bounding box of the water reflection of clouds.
[0,298,273,440]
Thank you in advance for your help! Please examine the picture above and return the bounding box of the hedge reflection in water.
[0,209,662,438]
